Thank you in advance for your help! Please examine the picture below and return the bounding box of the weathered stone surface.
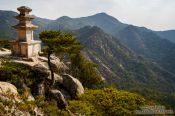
[54,73,63,84]
[39,55,69,73]
[32,63,50,77]
[38,56,48,62]
[0,81,43,116]
[54,56,68,72]
[0,82,18,95]
[0,82,30,116]
[50,89,68,109]
[0,48,11,57]
[62,74,84,98]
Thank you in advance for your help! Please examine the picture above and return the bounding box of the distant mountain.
[32,16,53,35]
[74,26,136,81]
[47,13,127,35]
[117,25,175,75]
[0,10,17,39]
[155,30,175,43]
[74,26,175,107]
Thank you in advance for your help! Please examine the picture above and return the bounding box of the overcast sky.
[0,0,175,31]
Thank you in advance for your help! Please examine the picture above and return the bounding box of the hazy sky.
[0,0,175,31]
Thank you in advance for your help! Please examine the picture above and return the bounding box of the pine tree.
[39,30,82,86]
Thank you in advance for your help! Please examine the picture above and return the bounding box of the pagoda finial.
[13,6,37,30]
[17,6,32,13]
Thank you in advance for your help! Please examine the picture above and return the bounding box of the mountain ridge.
[0,10,174,38]
[155,30,175,43]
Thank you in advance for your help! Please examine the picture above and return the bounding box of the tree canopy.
[39,30,83,85]
[39,30,82,55]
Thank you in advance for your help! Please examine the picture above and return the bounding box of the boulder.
[50,89,68,109]
[0,82,18,94]
[62,74,84,98]
[0,82,20,102]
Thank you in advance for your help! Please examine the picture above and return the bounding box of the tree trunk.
[47,53,54,86]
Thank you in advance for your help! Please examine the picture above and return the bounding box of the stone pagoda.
[11,6,41,58]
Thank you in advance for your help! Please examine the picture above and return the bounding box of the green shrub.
[0,59,33,87]
[68,87,147,116]
[68,100,101,115]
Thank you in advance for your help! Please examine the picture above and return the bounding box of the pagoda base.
[11,40,41,58]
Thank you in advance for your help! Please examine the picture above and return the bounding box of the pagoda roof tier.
[15,15,35,20]
[13,23,38,29]
[17,6,32,13]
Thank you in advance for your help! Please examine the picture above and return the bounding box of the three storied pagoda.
[11,6,41,58]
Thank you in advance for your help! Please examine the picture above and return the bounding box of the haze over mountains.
[1,10,175,107]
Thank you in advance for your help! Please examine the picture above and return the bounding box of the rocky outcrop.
[11,55,67,80]
[0,53,85,115]
[62,74,84,98]
[1,55,84,98]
